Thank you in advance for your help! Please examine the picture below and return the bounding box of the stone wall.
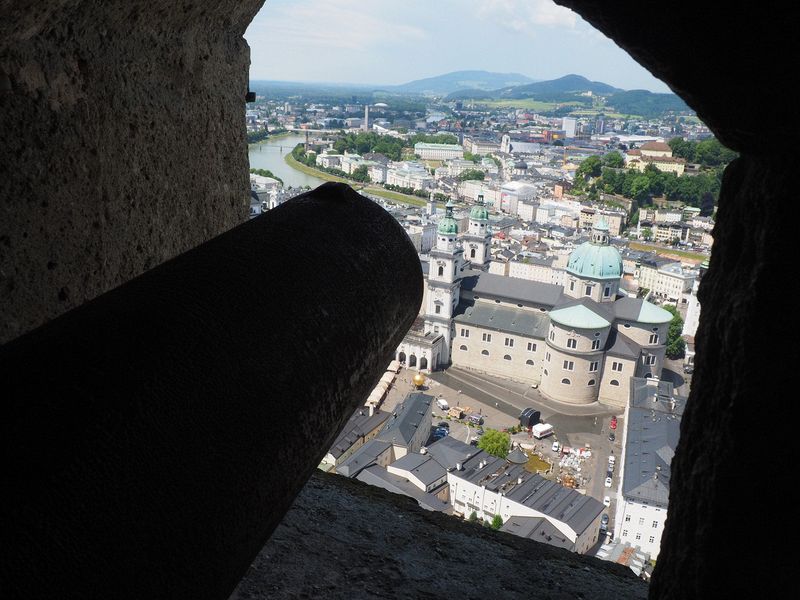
[0,0,265,343]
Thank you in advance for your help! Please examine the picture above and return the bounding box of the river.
[248,134,325,189]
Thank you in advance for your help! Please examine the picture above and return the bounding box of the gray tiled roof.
[389,453,446,486]
[454,451,603,536]
[453,301,550,338]
[605,329,642,360]
[621,378,685,507]
[328,408,391,459]
[335,439,392,478]
[500,516,573,550]
[376,392,433,448]
[459,270,564,308]
[356,465,451,513]
[425,436,476,470]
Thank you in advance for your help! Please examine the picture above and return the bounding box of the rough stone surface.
[1,183,423,600]
[232,471,648,600]
[555,1,798,154]
[0,0,265,343]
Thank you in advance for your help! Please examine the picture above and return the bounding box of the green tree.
[641,227,653,241]
[663,305,686,359]
[468,511,478,523]
[457,169,486,182]
[477,429,510,459]
[491,514,504,530]
[351,165,370,183]
[602,151,624,168]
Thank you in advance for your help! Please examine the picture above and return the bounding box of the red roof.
[640,141,671,152]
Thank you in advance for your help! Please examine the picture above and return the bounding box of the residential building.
[614,378,685,560]
[414,142,464,161]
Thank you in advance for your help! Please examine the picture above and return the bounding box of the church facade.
[395,199,673,408]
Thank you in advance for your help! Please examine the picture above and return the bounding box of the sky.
[245,0,671,93]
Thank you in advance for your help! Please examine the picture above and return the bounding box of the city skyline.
[246,0,671,93]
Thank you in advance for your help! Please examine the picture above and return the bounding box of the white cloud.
[476,0,578,31]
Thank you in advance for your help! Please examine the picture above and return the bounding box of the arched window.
[437,266,444,276]
[543,369,549,376]
[503,354,512,361]
[525,359,534,365]
[610,379,620,386]
[561,378,571,385]
[481,349,489,356]
[459,345,468,351]
[470,248,476,258]
[588,379,596,386]
[420,357,428,370]
[398,352,406,363]
[409,355,417,367]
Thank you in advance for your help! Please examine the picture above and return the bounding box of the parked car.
[600,514,609,530]
[610,416,618,430]
[603,496,611,507]
[606,470,613,480]
[551,441,560,453]
[605,477,613,488]
[608,431,616,442]
[437,421,449,429]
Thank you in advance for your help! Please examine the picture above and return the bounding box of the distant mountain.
[391,70,535,95]
[606,89,689,117]
[501,74,622,98]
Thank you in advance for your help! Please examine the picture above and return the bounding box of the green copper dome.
[469,195,489,221]
[438,200,459,235]
[566,221,622,280]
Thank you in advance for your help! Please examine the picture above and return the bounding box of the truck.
[448,406,466,419]
[531,423,554,440]
[436,398,449,411]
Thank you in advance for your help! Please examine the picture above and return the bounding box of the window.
[585,285,592,296]
[588,379,596,386]
[470,248,476,258]
[526,359,534,365]
[625,515,631,522]
[649,333,658,344]
[569,281,575,291]
[563,360,574,370]
[503,354,512,361]
[589,361,598,372]
[639,518,645,525]
[645,355,656,365]
[482,332,492,342]
[546,352,551,362]
[459,345,468,351]
[543,369,548,376]
[435,304,441,314]
[635,533,641,541]
[567,338,577,349]
[623,323,631,328]
[549,330,555,341]
[652,521,659,528]
[433,325,439,333]
[504,337,514,347]
[481,349,489,356]
[591,339,600,350]
[622,530,628,537]
[437,266,444,276]
[527,342,536,352]
[461,328,469,338]
[610,379,620,386]
[604,286,611,297]
[561,378,571,385]
[649,536,655,544]
[612,361,623,372]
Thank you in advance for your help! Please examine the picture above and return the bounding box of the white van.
[436,398,449,411]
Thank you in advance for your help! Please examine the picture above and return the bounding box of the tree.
[641,227,653,241]
[491,514,503,530]
[457,169,486,182]
[468,511,478,523]
[477,429,510,459]
[602,151,624,168]
[663,305,686,359]
[351,165,370,183]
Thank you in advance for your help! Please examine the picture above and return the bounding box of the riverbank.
[248,131,294,147]
[283,154,427,207]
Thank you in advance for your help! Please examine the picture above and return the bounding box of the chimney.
[456,462,463,471]
[368,404,374,417]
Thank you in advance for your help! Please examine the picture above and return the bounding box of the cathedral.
[395,198,674,408]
